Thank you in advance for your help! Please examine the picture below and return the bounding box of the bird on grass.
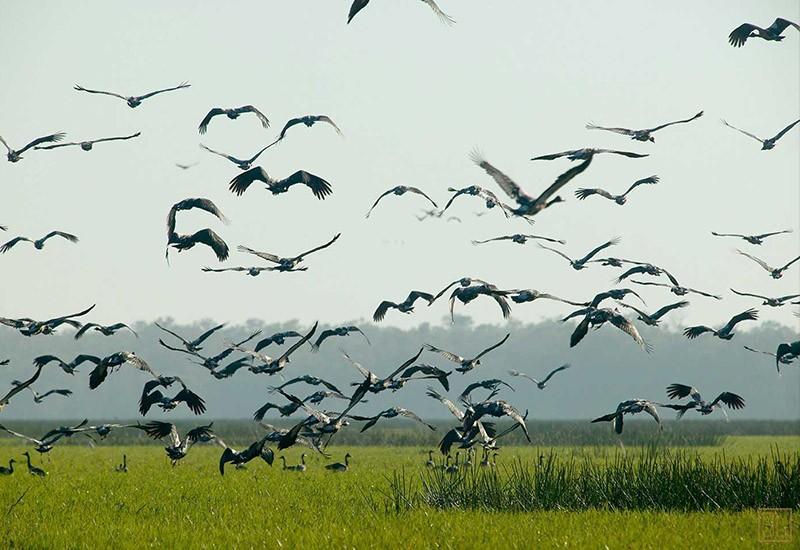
[530,148,648,161]
[728,17,799,47]
[0,459,16,475]
[312,326,370,351]
[229,167,333,199]
[424,333,510,373]
[1,132,65,162]
[74,82,190,108]
[281,454,307,472]
[166,198,229,262]
[347,0,454,25]
[134,421,214,466]
[591,399,663,434]
[711,229,792,245]
[616,300,689,327]
[365,186,438,218]
[664,384,745,419]
[22,451,46,477]
[115,455,128,473]
[736,250,800,279]
[237,233,341,273]
[34,132,141,152]
[537,237,620,270]
[198,106,270,134]
[325,453,351,472]
[730,289,800,307]
[575,175,659,205]
[722,119,799,150]
[1,231,78,254]
[74,322,137,339]
[586,111,703,142]
[508,364,570,390]
[683,308,759,341]
[373,290,435,322]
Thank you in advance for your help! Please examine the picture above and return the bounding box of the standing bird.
[365,186,438,218]
[156,322,225,353]
[229,167,333,199]
[616,300,689,326]
[373,290,435,322]
[0,132,65,162]
[586,111,703,142]
[1,231,78,254]
[312,326,370,351]
[728,18,800,47]
[530,148,648,161]
[424,333,510,373]
[471,234,565,246]
[274,115,342,142]
[737,250,800,279]
[325,453,351,472]
[711,229,792,245]
[683,309,759,340]
[22,451,46,477]
[575,176,659,205]
[471,150,593,217]
[347,0,454,25]
[33,132,141,152]
[0,459,15,475]
[508,364,570,390]
[237,233,341,272]
[74,322,137,340]
[166,198,229,262]
[200,143,273,171]
[664,384,745,419]
[115,455,128,473]
[722,119,799,150]
[730,289,800,307]
[198,106,270,134]
[537,238,620,270]
[73,82,190,108]
[591,399,663,434]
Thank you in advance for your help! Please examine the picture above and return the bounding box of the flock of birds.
[1,9,800,477]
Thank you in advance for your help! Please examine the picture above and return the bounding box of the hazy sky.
[1,1,798,332]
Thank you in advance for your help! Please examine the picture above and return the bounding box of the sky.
[1,0,799,333]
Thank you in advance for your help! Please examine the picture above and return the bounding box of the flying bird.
[570,308,650,352]
[1,304,95,337]
[253,331,305,353]
[508,364,570,389]
[166,198,229,262]
[530,148,648,161]
[139,378,206,416]
[631,270,721,300]
[134,421,214,465]
[74,82,190,108]
[312,326,370,351]
[736,250,800,279]
[74,322,137,340]
[728,17,800,47]
[0,132,65,162]
[730,289,800,307]
[218,435,275,475]
[0,364,45,412]
[449,284,513,323]
[373,290,435,322]
[575,176,659,205]
[616,300,689,326]
[586,111,703,142]
[198,106,270,134]
[350,407,435,433]
[275,115,342,142]
[591,399,663,434]
[237,233,341,272]
[1,231,78,254]
[471,234,565,246]
[156,322,225,353]
[441,185,516,219]
[683,308,758,340]
[722,119,799,150]
[229,167,333,199]
[272,375,343,395]
[507,288,587,307]
[365,186,438,218]
[33,132,141,151]
[664,384,745,419]
[424,333,510,373]
[347,0,454,25]
[236,322,318,375]
[711,229,792,245]
[199,143,273,171]
[537,238,620,270]
[458,379,514,401]
[775,342,800,372]
[201,266,272,277]
[12,382,72,404]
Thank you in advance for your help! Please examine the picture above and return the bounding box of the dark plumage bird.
[74,82,190,108]
[350,407,435,432]
[617,300,689,326]
[156,322,225,353]
[591,399,663,434]
[613,261,665,282]
[235,322,318,375]
[683,308,758,340]
[1,231,78,254]
[254,331,304,353]
[209,358,251,380]
[631,270,722,300]
[730,289,800,307]
[201,266,272,277]
[449,284,512,323]
[728,17,799,47]
[134,421,213,465]
[586,111,703,142]
[373,290,435,322]
[575,176,659,205]
[366,186,438,218]
[399,364,451,392]
[508,364,570,390]
[531,148,648,161]
[82,351,165,390]
[0,364,45,412]
[722,119,799,150]
[200,143,273,171]
[347,0,454,25]
[166,198,229,263]
[570,308,650,352]
[538,237,620,270]
[198,106,270,134]
[508,288,587,307]
[275,115,342,141]
[471,233,565,246]
[0,420,90,454]
[775,342,800,372]
[458,379,514,401]
[33,132,141,151]
[74,322,137,340]
[737,250,800,279]
[441,185,515,218]
[711,229,792,245]
[425,333,509,373]
[139,377,206,416]
[312,326,370,351]
[471,150,593,217]
[432,277,490,303]
[218,435,275,475]
[664,384,745,419]
[1,304,95,337]
[229,166,333,199]
[12,382,72,404]
[1,132,65,162]
[237,233,341,272]
[272,375,343,395]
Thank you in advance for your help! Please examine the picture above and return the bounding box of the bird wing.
[173,388,207,415]
[136,82,190,100]
[426,387,464,420]
[172,197,228,223]
[647,111,703,133]
[73,85,127,100]
[187,229,230,261]
[408,290,435,305]
[198,108,225,134]
[595,149,650,159]
[281,171,333,200]
[541,364,570,384]
[730,289,765,300]
[0,136,11,153]
[569,315,592,348]
[0,424,42,444]
[578,237,620,264]
[728,23,762,47]
[90,132,141,144]
[534,155,594,205]
[622,175,659,197]
[294,233,341,261]
[470,150,532,203]
[650,300,689,320]
[237,245,281,264]
[200,143,247,165]
[754,229,793,240]
[432,280,461,302]
[235,105,270,128]
[609,312,650,351]
[422,0,455,24]
[721,120,763,143]
[722,308,758,333]
[585,123,635,136]
[398,408,436,429]
[530,150,576,161]
[0,366,43,406]
[0,237,32,253]
[574,188,613,201]
[406,187,438,207]
[683,325,714,339]
[499,402,530,441]
[71,321,99,340]
[365,189,398,218]
[710,392,745,410]
[372,301,396,322]
[474,333,510,360]
[40,231,79,244]
[347,0,370,23]
[277,322,318,363]
[771,119,800,142]
[779,255,800,271]
[193,323,225,347]
[314,115,343,135]
[424,344,464,364]
[229,166,271,196]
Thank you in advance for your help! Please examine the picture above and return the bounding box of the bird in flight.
[74,322,137,340]
[441,185,518,219]
[373,290,435,322]
[424,333,510,373]
[570,308,651,352]
[200,143,274,171]
[530,148,648,162]
[1,132,65,162]
[274,115,342,143]
[663,384,745,419]
[166,198,229,263]
[683,308,758,341]
[728,17,799,47]
[575,176,659,205]
[34,132,141,152]
[616,300,689,327]
[347,0,454,25]
[631,269,721,300]
[711,229,792,245]
[736,250,800,279]
[730,289,800,308]
[198,106,270,134]
[722,119,799,150]
[229,167,333,200]
[586,111,703,142]
[508,364,570,390]
[73,82,190,108]
[311,326,370,351]
[537,237,620,270]
[471,233,565,246]
[237,233,341,273]
[365,186,437,218]
[592,399,664,434]
[1,231,78,254]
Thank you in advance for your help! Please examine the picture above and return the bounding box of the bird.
[612,261,666,282]
[507,288,588,307]
[728,17,800,47]
[424,334,509,373]
[537,237,620,270]
[81,351,165,390]
[73,82,190,108]
[1,304,94,337]
[570,308,651,352]
[631,270,722,300]
[342,348,431,395]
[775,342,800,372]
[33,132,141,151]
[237,234,341,272]
[0,364,45,412]
[471,150,593,217]
[0,459,15,475]
[722,119,799,150]
[209,358,251,380]
[201,266,273,277]
[74,322,137,340]
[156,322,225,353]
[0,359,8,367]
[312,326,370,351]
[664,384,745,419]
[730,289,800,307]
[398,364,452,392]
[1,231,78,254]
[218,435,275,475]
[586,111,703,142]
[561,289,646,322]
[458,379,514,401]
[281,454,307,472]
[235,322,318,375]
[115,455,128,473]
[616,300,689,327]
[432,277,491,302]
[324,453,351,472]
[449,284,513,323]
[530,148,649,161]
[198,106,270,134]
[166,198,229,262]
[22,451,46,477]
[365,186,438,218]
[591,399,663,434]
[574,176,659,205]
[139,378,206,416]
[743,345,798,373]
[274,115,342,142]
[1,132,65,162]
[229,167,333,199]
[736,250,800,279]
[271,375,343,395]
[711,229,792,245]
[347,0,454,25]
[252,399,304,421]
[12,382,72,404]
[1,420,91,454]
[441,185,516,219]
[253,331,305,353]
[508,364,570,389]
[175,162,198,170]
[373,290,435,322]
[134,421,214,465]
[471,234,565,246]
[425,450,436,468]
[199,143,274,171]
[683,308,759,340]
[350,407,435,432]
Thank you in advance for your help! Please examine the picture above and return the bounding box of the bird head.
[648,136,655,143]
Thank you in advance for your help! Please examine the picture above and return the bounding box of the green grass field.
[1,436,797,548]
